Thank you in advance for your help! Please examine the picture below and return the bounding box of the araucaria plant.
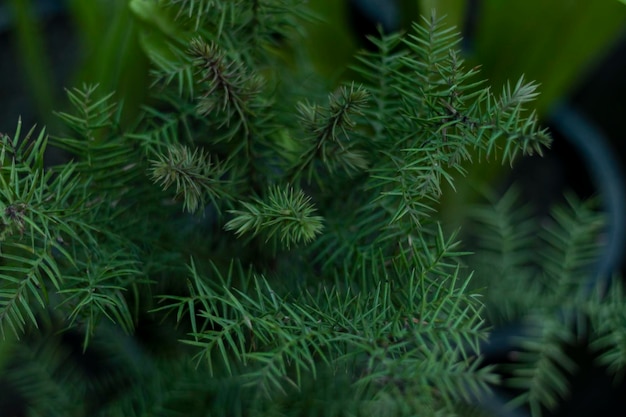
[1,2,621,417]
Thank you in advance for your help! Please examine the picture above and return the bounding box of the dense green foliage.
[0,1,622,417]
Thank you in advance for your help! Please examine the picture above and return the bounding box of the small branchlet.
[300,83,369,145]
[57,250,141,351]
[188,37,262,130]
[225,186,324,249]
[149,144,232,213]
[55,84,117,143]
[481,77,552,163]
[290,83,370,182]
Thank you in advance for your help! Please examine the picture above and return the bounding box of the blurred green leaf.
[7,0,55,124]
[69,0,150,124]
[463,0,625,115]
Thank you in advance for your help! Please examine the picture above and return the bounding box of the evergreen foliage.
[0,1,620,416]
[468,189,621,416]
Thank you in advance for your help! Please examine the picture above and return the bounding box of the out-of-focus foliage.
[6,0,149,126]
[425,0,626,116]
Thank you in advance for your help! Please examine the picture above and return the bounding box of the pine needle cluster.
[0,2,617,417]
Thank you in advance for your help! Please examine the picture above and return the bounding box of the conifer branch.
[0,123,86,338]
[225,186,324,248]
[57,251,142,351]
[147,45,197,99]
[352,13,552,232]
[352,30,406,143]
[288,83,370,184]
[149,143,233,213]
[52,85,143,194]
[158,252,494,404]
[1,110,148,347]
[188,37,263,133]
